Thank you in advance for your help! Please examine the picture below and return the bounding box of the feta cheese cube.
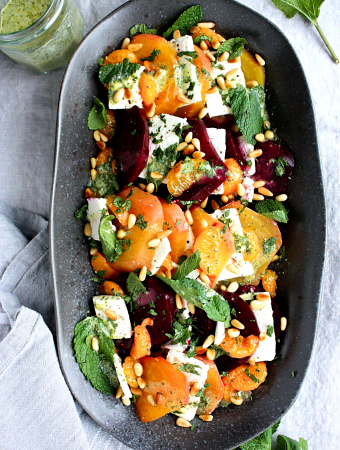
[150,237,171,275]
[238,136,256,176]
[108,66,144,110]
[207,128,226,161]
[242,177,255,203]
[252,293,276,362]
[87,198,108,241]
[184,226,195,252]
[211,58,245,85]
[206,91,232,117]
[113,353,132,398]
[214,321,226,346]
[93,295,133,339]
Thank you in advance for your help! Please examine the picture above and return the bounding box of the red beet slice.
[203,114,235,130]
[194,307,215,345]
[114,337,133,359]
[225,129,248,169]
[215,355,249,374]
[251,141,294,195]
[236,285,262,296]
[114,106,149,187]
[271,297,281,341]
[131,276,176,347]
[222,292,260,337]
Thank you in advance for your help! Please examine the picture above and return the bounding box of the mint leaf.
[173,250,201,280]
[141,49,161,62]
[99,58,141,85]
[276,435,302,450]
[229,85,263,145]
[272,420,281,435]
[74,204,88,221]
[89,161,119,197]
[88,98,107,130]
[262,237,277,255]
[239,427,272,449]
[177,363,201,375]
[271,156,289,177]
[163,5,202,39]
[98,215,117,262]
[255,199,289,223]
[126,272,146,300]
[74,317,119,394]
[111,195,131,214]
[178,51,198,59]
[210,344,230,359]
[135,214,148,230]
[299,438,308,450]
[193,34,212,45]
[216,37,247,60]
[129,23,158,37]
[266,325,275,337]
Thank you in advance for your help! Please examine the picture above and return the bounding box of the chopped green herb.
[270,156,289,177]
[141,49,161,62]
[266,325,274,337]
[193,34,212,45]
[262,237,277,254]
[87,98,107,130]
[129,23,158,37]
[135,214,148,230]
[111,196,131,214]
[177,363,201,375]
[245,368,260,383]
[178,51,198,59]
[74,204,88,221]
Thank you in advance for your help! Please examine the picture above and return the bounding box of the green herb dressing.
[0,0,50,33]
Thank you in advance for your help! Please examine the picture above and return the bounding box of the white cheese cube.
[186,269,200,280]
[211,207,241,231]
[150,237,171,275]
[242,177,255,203]
[207,128,226,161]
[214,321,226,346]
[113,353,132,399]
[93,295,133,339]
[206,91,232,117]
[171,35,195,52]
[238,136,256,176]
[184,226,195,251]
[252,293,276,362]
[108,66,144,110]
[218,255,254,281]
[87,198,108,241]
[211,59,245,85]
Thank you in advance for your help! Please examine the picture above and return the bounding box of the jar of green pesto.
[0,0,83,72]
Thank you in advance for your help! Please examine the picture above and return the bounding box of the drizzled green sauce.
[0,0,51,34]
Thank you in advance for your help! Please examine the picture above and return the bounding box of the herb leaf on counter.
[87,98,107,130]
[163,5,202,39]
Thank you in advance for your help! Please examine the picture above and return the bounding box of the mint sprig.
[99,58,141,85]
[126,272,146,300]
[87,98,107,130]
[173,250,201,280]
[255,199,289,223]
[99,216,131,262]
[216,37,247,60]
[129,23,158,37]
[163,5,202,39]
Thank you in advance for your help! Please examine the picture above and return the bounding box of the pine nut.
[263,120,270,130]
[197,22,215,28]
[146,102,156,118]
[258,187,273,197]
[190,382,201,396]
[115,385,123,398]
[137,377,146,389]
[198,107,208,119]
[256,293,270,301]
[128,43,143,52]
[253,180,266,188]
[90,169,97,180]
[147,394,155,406]
[166,269,172,279]
[134,362,143,377]
[255,54,265,66]
[200,219,208,228]
[182,144,195,156]
[217,76,226,90]
[93,130,101,141]
[143,60,151,70]
[138,183,146,191]
[231,319,244,330]
[237,183,245,197]
[281,317,287,331]
[230,396,243,405]
[200,41,208,50]
[250,300,267,311]
[206,51,215,62]
[225,80,237,89]
[158,271,166,278]
[84,223,92,237]
[228,194,234,200]
[157,229,172,239]
[210,199,218,211]
[246,80,258,88]
[90,247,97,256]
[96,140,106,150]
[248,149,263,158]
[177,93,191,104]
[113,87,125,103]
[227,281,239,293]
[173,29,181,39]
[255,133,265,142]
[174,163,183,175]
[85,188,93,198]
[176,294,183,309]
[99,133,108,143]
[264,130,275,140]
[216,33,226,42]
[185,131,193,143]
[207,86,219,94]
[271,254,279,262]
[146,183,155,194]
[221,194,229,203]
[201,197,208,208]
[130,387,143,396]
[176,142,188,152]
[190,26,200,33]
[128,213,136,229]
[122,396,131,406]
[121,37,130,49]
[185,209,193,225]
[176,417,192,428]
[105,309,117,320]
[206,348,216,360]
[228,328,240,338]
[124,88,133,100]
[199,414,213,422]
[90,157,97,169]
[248,356,256,366]
[148,238,161,248]
[218,51,229,62]
[211,39,220,50]
[226,68,239,80]
[226,263,241,274]
[117,229,126,239]
[156,392,165,405]
[275,194,288,202]
[139,265,147,281]
[220,284,227,292]
[253,194,264,201]
[195,345,207,355]
[259,332,267,341]
[202,334,215,349]
[190,139,200,152]
[150,171,163,180]
[187,302,195,314]
[200,272,210,284]
[192,151,205,160]
[91,336,99,351]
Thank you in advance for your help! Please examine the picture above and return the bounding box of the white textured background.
[0,0,339,448]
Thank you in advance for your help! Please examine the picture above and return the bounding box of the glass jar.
[0,0,83,72]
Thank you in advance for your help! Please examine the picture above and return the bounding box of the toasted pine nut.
[134,362,143,377]
[158,270,166,278]
[225,80,237,89]
[148,238,161,248]
[216,33,226,42]
[275,194,288,202]
[226,68,239,80]
[190,26,200,33]
[157,229,172,240]
[200,41,208,50]
[206,348,216,360]
[200,219,208,228]
[206,51,215,62]
[176,142,188,152]
[156,392,165,405]
[256,293,270,301]
[113,87,125,103]
[271,255,279,262]
[173,29,181,39]
[211,199,219,210]
[128,213,136,229]
[84,223,92,237]
[207,86,219,94]
[90,247,97,256]
[185,131,193,143]
[143,60,151,70]
[230,57,241,64]
[255,53,265,66]
[211,39,220,50]
[176,417,192,428]
[255,133,265,142]
[147,394,155,406]
[130,387,142,396]
[217,76,226,90]
[96,140,106,149]
[183,144,195,155]
[200,272,210,284]
[139,265,147,282]
[85,188,93,198]
[146,183,155,194]
[263,120,271,130]
[176,294,183,309]
[195,345,207,355]
[227,281,239,293]
[124,88,133,100]
[264,130,275,140]
[248,356,256,366]
[237,183,245,197]
[105,309,117,320]
[228,328,240,338]
[166,269,172,279]
[191,138,201,150]
[93,130,101,141]
[128,43,143,52]
[198,107,208,119]
[177,93,191,104]
[150,172,163,180]
[281,316,287,331]
[253,180,266,188]
[192,150,205,159]
[115,385,123,398]
[230,396,243,405]
[228,194,234,200]
[231,319,244,330]
[221,194,229,203]
[253,194,264,201]
[90,157,97,169]
[138,183,146,191]
[218,51,229,62]
[248,149,263,158]
[121,37,130,49]
[185,209,193,225]
[199,414,213,422]
[250,300,267,311]
[246,80,259,88]
[99,133,108,143]
[226,263,241,274]
[220,284,227,292]
[259,332,267,341]
[190,382,201,396]
[187,302,195,314]
[146,102,156,118]
[90,169,97,180]
[137,377,146,389]
[258,187,273,197]
[201,197,208,208]
[197,22,215,28]
[91,336,99,351]
[202,334,215,349]
[117,229,126,239]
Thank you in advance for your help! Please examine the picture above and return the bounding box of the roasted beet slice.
[251,141,294,195]
[114,337,133,359]
[114,106,149,187]
[271,297,281,341]
[194,308,215,345]
[222,292,260,337]
[225,129,248,168]
[203,114,235,130]
[131,277,176,347]
[215,355,249,373]
[187,119,225,166]
[236,285,262,296]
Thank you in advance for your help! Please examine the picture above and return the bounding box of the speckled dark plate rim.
[50,0,326,448]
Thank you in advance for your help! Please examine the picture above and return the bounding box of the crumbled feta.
[214,321,226,346]
[93,295,133,339]
[113,353,132,398]
[238,136,256,176]
[87,198,108,241]
[252,293,276,362]
[108,66,145,110]
[242,177,255,202]
[211,58,244,83]
[150,237,171,275]
[184,226,195,251]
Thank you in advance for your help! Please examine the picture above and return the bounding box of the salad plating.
[74,5,294,427]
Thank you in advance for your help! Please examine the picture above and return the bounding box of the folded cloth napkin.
[0,201,128,450]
